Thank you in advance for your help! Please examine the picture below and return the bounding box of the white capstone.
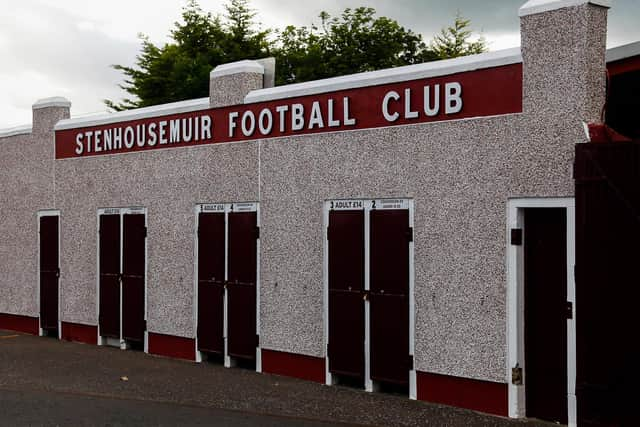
[0,124,32,138]
[606,41,640,63]
[210,60,265,79]
[245,47,522,104]
[519,0,612,17]
[32,96,72,110]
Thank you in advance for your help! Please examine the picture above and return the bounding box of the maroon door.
[369,209,410,385]
[524,208,567,424]
[227,211,258,360]
[328,210,365,381]
[99,214,121,338]
[197,212,226,354]
[39,216,59,333]
[575,142,640,426]
[122,214,146,343]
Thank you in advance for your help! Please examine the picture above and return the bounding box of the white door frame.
[37,210,61,339]
[96,207,148,352]
[323,198,416,399]
[506,197,576,426]
[193,202,261,371]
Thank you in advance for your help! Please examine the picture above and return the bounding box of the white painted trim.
[37,210,61,338]
[364,201,372,392]
[210,60,264,79]
[55,98,210,131]
[255,203,262,373]
[246,48,522,104]
[519,0,611,17]
[506,197,576,423]
[96,209,104,346]
[96,207,148,352]
[194,202,259,369]
[566,205,577,427]
[224,204,231,368]
[32,97,71,110]
[408,199,416,400]
[194,205,203,363]
[323,198,414,395]
[323,203,331,386]
[606,41,640,63]
[0,124,32,139]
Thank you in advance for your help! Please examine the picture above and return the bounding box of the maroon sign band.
[55,63,522,159]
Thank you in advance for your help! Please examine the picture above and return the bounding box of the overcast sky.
[1,0,638,128]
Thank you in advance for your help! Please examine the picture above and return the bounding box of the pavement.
[0,329,557,426]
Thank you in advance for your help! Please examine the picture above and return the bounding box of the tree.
[106,0,270,111]
[107,2,487,109]
[430,12,487,59]
[273,7,436,85]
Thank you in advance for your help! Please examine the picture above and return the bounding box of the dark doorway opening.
[524,208,567,424]
[39,215,59,338]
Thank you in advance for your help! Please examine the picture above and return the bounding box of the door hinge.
[510,228,523,246]
[326,227,331,241]
[143,320,148,331]
[326,342,330,356]
[255,334,260,347]
[254,226,260,240]
[408,354,414,370]
[406,227,414,242]
[143,226,148,238]
[566,301,573,319]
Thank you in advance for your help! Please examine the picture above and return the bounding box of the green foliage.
[107,1,487,110]
[273,7,436,85]
[106,0,270,111]
[430,12,487,59]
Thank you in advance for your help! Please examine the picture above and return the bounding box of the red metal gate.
[197,212,226,354]
[227,211,258,360]
[99,214,120,338]
[39,216,59,333]
[369,209,410,385]
[575,141,640,426]
[122,214,146,343]
[523,208,567,424]
[328,210,366,381]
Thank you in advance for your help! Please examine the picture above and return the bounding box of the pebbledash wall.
[0,0,631,421]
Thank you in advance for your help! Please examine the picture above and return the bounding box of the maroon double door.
[328,208,411,387]
[197,210,258,361]
[99,213,146,344]
[39,215,59,335]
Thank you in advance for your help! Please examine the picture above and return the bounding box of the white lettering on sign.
[72,114,214,155]
[228,97,358,139]
[382,82,463,123]
[445,82,463,114]
[330,200,364,210]
[259,109,273,135]
[242,111,256,137]
[382,91,400,122]
[65,80,466,157]
[202,204,225,212]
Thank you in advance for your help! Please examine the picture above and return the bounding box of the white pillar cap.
[519,0,611,17]
[210,60,265,79]
[32,96,72,110]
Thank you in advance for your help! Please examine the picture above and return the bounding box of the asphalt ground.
[0,330,556,426]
